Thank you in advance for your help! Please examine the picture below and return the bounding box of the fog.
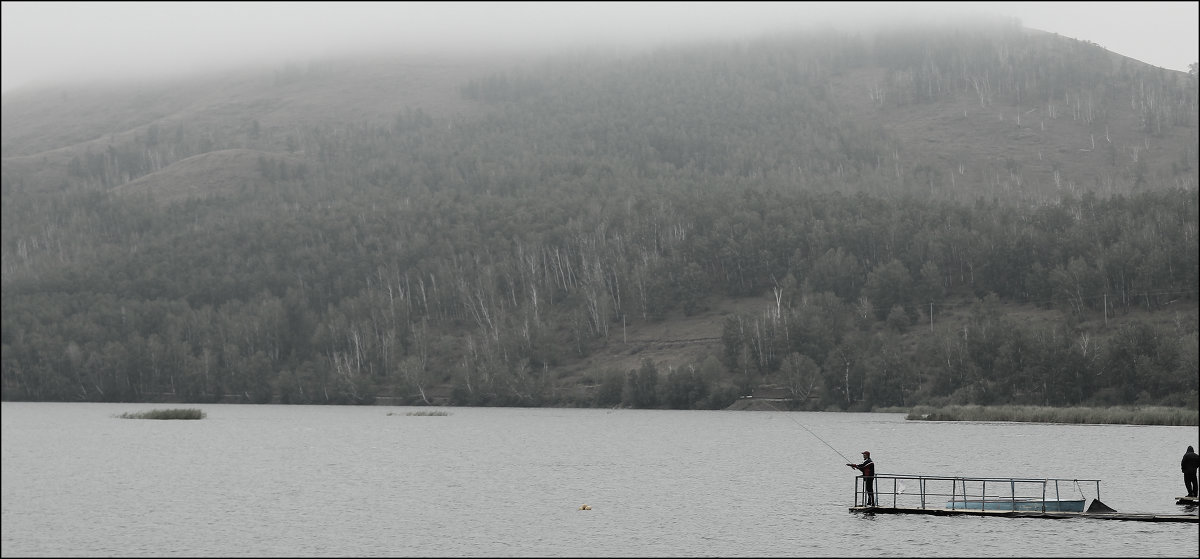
[2,1,1197,94]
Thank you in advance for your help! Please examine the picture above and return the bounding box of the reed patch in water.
[117,408,206,420]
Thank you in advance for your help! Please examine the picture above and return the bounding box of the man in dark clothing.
[847,450,876,506]
[1183,446,1200,497]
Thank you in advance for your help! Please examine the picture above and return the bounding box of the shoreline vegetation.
[900,404,1198,426]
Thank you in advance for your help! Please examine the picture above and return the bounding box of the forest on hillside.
[2,19,1197,410]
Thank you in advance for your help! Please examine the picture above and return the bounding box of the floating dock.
[849,504,1198,523]
[848,474,1198,523]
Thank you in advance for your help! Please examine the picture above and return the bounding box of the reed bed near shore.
[116,408,206,420]
[905,405,1198,426]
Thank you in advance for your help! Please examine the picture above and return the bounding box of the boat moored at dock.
[945,497,1085,512]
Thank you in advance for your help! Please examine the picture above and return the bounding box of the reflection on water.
[3,402,1197,557]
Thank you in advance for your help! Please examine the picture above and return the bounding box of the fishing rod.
[763,400,854,463]
[763,401,888,506]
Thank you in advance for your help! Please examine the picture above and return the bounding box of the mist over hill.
[2,19,1197,410]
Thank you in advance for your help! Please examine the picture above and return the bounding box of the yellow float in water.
[578,504,591,510]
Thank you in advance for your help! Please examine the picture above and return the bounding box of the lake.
[2,402,1197,557]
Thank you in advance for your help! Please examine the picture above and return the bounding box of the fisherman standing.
[848,450,876,506]
[1182,445,1199,498]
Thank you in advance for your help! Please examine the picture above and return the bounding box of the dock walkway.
[849,504,1198,522]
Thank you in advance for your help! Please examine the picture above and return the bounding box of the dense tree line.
[2,20,1197,410]
[3,182,1194,409]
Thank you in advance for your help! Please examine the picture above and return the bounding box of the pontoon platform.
[848,474,1198,523]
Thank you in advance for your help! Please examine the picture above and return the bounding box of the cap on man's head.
[862,451,870,456]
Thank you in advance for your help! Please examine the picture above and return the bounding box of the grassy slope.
[542,294,1200,409]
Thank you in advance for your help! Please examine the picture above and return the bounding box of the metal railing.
[852,474,1101,512]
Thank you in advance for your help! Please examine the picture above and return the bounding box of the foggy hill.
[3,23,1196,203]
[2,19,1197,410]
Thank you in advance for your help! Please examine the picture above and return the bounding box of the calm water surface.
[2,402,1197,557]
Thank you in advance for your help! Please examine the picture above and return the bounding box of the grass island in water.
[117,408,206,420]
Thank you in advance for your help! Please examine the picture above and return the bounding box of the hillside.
[2,19,1197,410]
[5,27,1194,204]
[1,53,507,195]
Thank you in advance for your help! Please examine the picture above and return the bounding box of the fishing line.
[762,400,853,463]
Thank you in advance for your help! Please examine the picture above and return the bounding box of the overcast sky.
[2,1,1197,94]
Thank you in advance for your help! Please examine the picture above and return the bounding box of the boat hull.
[945,498,1086,512]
